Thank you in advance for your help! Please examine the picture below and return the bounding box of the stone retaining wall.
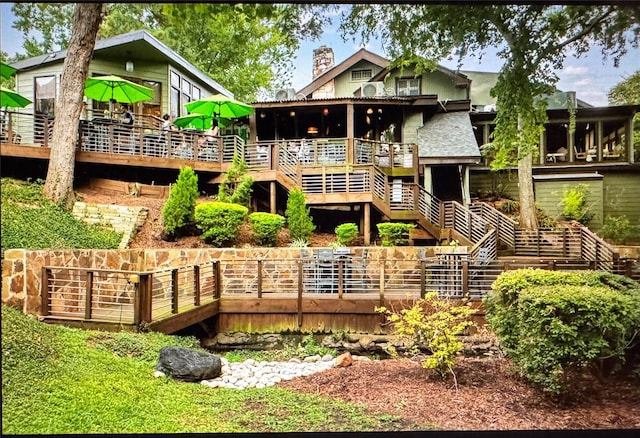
[2,246,465,316]
[72,202,148,249]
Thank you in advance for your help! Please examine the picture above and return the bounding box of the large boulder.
[155,346,222,382]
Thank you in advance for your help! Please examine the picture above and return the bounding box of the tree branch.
[549,6,616,53]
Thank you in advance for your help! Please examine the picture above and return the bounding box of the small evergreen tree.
[218,153,253,208]
[285,188,315,243]
[162,167,199,238]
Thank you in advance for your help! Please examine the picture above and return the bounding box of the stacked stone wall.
[2,246,463,317]
[72,202,148,249]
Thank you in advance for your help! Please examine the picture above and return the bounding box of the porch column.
[248,114,257,142]
[270,181,276,214]
[423,166,433,193]
[539,131,546,165]
[346,103,354,142]
[363,202,371,245]
[461,165,470,206]
[596,121,603,161]
[626,118,634,164]
[568,124,575,162]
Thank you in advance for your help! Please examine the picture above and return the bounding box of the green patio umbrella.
[84,75,153,103]
[1,62,17,80]
[173,113,231,130]
[185,94,254,119]
[1,86,31,108]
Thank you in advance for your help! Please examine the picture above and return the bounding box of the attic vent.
[361,82,386,97]
[274,88,296,101]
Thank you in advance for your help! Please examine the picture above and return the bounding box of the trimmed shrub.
[485,269,640,395]
[248,212,285,246]
[285,188,315,243]
[376,222,415,246]
[335,223,359,246]
[162,167,199,237]
[195,201,248,247]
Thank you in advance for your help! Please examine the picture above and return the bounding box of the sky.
[2,3,639,107]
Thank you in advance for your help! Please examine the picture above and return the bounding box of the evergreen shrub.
[248,212,285,246]
[162,167,199,237]
[335,223,359,246]
[485,269,640,394]
[285,188,315,243]
[376,222,415,246]
[195,201,248,247]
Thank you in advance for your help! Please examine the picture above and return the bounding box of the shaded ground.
[75,188,640,431]
[278,357,640,431]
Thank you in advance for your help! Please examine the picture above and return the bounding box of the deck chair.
[573,146,588,160]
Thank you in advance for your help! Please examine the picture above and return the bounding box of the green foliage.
[497,199,519,215]
[561,183,593,224]
[11,4,333,101]
[161,167,199,236]
[335,223,359,246]
[600,215,640,245]
[289,237,309,248]
[1,178,122,254]
[341,4,639,228]
[297,335,337,357]
[3,304,415,434]
[248,212,285,246]
[376,293,476,379]
[376,222,415,247]
[485,269,640,394]
[195,201,248,247]
[218,154,253,208]
[285,188,315,243]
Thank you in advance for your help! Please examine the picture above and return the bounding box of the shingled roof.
[417,111,481,164]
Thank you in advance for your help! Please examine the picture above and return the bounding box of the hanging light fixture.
[289,110,296,117]
[125,61,134,72]
[322,108,329,116]
[307,126,319,135]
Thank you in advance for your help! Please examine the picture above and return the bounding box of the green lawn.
[1,305,424,434]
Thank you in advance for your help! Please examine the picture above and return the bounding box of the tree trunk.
[517,151,538,229]
[517,111,538,230]
[43,3,103,209]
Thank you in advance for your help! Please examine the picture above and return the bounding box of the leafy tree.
[42,3,104,208]
[341,5,640,229]
[608,70,640,161]
[218,153,253,208]
[285,188,315,243]
[10,3,333,101]
[162,167,199,238]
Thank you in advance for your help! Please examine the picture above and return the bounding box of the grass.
[1,304,423,434]
[1,178,122,253]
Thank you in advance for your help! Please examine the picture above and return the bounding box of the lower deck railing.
[40,255,639,327]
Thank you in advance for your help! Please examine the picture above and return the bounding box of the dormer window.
[397,78,421,96]
[351,69,373,82]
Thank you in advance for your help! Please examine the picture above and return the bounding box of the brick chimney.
[312,46,334,79]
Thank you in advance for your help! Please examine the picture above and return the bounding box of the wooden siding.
[402,112,423,144]
[534,178,603,230]
[382,67,468,100]
[600,170,640,227]
[15,62,64,114]
[333,60,387,97]
[469,170,521,200]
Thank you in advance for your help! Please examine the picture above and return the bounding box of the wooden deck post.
[363,203,371,245]
[40,267,50,317]
[420,260,427,299]
[297,260,303,327]
[135,273,152,324]
[171,269,179,314]
[270,181,276,214]
[213,261,221,299]
[257,260,263,298]
[85,271,93,320]
[194,265,201,306]
[461,259,469,298]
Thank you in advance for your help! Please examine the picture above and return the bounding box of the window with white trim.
[396,78,421,96]
[351,69,373,82]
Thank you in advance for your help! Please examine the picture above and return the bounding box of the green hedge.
[376,222,415,247]
[485,269,640,394]
[248,212,285,246]
[335,223,359,246]
[195,201,248,247]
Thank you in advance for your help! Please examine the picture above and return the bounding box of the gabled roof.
[297,48,390,98]
[10,30,232,98]
[417,112,481,163]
